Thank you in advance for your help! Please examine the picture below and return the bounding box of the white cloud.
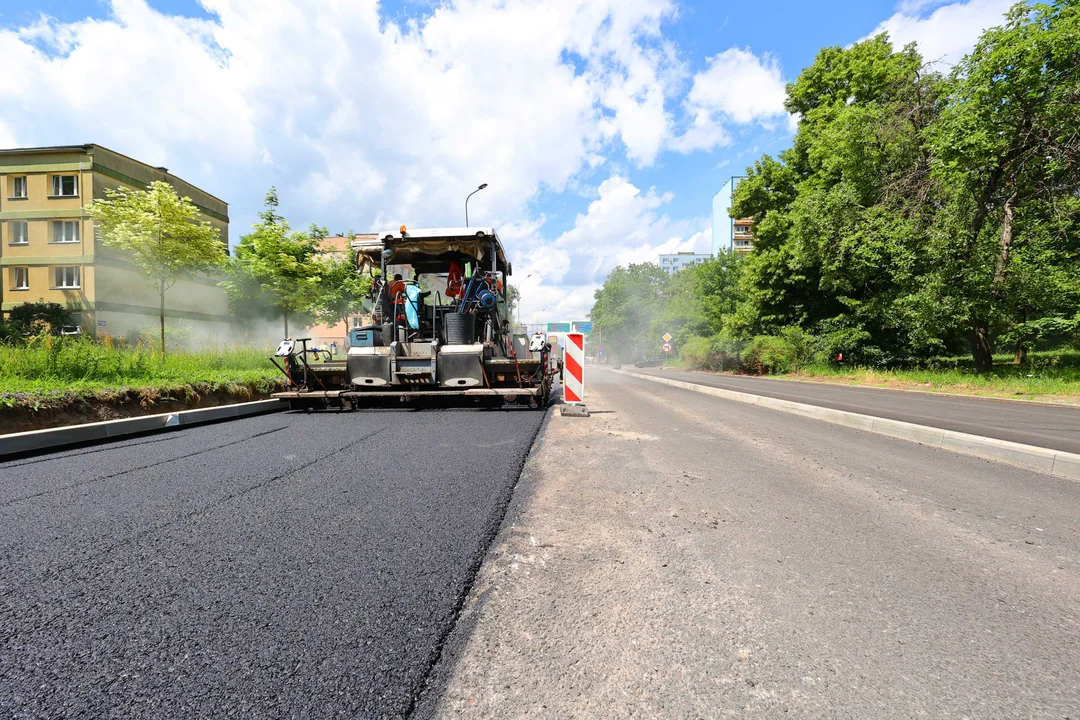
[0,0,682,229]
[0,0,733,326]
[512,175,709,322]
[866,0,1014,68]
[673,47,790,153]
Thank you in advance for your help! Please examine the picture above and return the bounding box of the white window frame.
[51,174,78,197]
[52,266,80,289]
[12,266,29,291]
[10,220,28,245]
[52,220,80,244]
[11,176,27,199]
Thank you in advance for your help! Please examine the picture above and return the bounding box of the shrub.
[6,302,74,337]
[743,335,801,374]
[815,326,879,366]
[679,336,714,369]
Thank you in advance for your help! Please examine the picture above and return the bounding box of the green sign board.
[547,322,571,332]
[573,321,593,333]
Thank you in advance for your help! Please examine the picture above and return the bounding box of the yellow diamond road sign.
[662,332,672,343]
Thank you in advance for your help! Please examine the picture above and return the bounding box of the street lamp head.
[478,183,488,190]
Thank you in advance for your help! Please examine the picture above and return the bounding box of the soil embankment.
[0,380,285,435]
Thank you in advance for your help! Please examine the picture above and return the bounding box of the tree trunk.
[159,281,167,356]
[1013,342,1027,365]
[1013,307,1028,365]
[991,192,1018,301]
[967,322,993,373]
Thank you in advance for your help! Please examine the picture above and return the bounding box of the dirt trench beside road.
[418,368,1080,719]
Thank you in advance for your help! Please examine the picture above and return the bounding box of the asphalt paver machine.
[272,227,557,410]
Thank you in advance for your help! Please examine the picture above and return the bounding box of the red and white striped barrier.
[564,332,585,404]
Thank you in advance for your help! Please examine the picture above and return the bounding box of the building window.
[52,266,80,289]
[11,176,27,199]
[10,221,28,245]
[52,220,80,243]
[12,267,29,290]
[51,175,78,197]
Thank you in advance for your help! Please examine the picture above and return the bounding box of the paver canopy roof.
[351,227,511,274]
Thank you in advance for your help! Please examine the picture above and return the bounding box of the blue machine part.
[476,287,497,309]
[350,329,375,347]
[404,284,422,329]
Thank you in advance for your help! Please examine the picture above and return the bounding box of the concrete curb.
[617,369,1080,482]
[0,399,284,460]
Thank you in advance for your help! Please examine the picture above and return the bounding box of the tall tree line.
[592,1,1080,371]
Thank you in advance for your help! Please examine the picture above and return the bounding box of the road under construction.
[3,366,1080,717]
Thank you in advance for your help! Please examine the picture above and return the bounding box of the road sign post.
[561,331,589,417]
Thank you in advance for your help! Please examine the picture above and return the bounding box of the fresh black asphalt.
[631,367,1080,454]
[0,408,545,718]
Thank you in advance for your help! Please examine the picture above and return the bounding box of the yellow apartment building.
[304,234,378,355]
[0,144,231,339]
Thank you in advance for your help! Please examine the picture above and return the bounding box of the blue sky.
[0,0,1016,322]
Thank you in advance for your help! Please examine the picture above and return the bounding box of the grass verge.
[0,338,286,433]
[0,336,282,395]
[670,350,1080,404]
[778,366,1080,404]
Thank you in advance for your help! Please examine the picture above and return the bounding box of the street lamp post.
[465,183,488,227]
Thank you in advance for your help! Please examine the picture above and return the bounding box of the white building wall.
[711,176,744,255]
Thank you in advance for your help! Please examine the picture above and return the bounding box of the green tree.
[924,0,1080,370]
[86,181,225,354]
[223,188,322,337]
[506,284,520,323]
[308,248,373,333]
[654,253,745,346]
[590,263,671,361]
[730,34,944,363]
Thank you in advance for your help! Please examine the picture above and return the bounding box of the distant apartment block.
[732,217,754,253]
[658,251,712,274]
[711,176,755,254]
[0,144,230,338]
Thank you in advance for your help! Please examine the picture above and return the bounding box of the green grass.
[785,350,1080,403]
[0,336,283,396]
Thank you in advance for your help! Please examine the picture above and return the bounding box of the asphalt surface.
[0,407,544,718]
[423,369,1080,718]
[631,366,1080,454]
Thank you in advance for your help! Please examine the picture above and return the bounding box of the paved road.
[423,369,1080,718]
[0,408,544,718]
[630,366,1080,454]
